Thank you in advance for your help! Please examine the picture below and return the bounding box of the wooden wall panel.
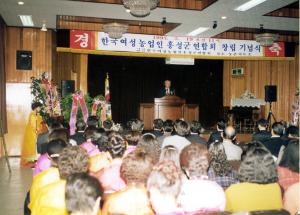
[5,27,55,83]
[223,46,299,122]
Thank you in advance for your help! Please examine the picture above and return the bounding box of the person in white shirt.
[221,126,242,161]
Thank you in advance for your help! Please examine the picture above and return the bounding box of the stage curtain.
[0,16,7,134]
[88,55,223,127]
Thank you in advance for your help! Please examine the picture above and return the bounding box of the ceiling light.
[221,16,227,19]
[255,24,278,46]
[235,0,267,12]
[19,15,34,27]
[123,0,159,17]
[103,22,128,39]
[18,1,24,5]
[187,27,209,36]
[125,9,131,13]
[41,23,47,32]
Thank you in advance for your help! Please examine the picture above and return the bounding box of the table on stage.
[139,96,199,130]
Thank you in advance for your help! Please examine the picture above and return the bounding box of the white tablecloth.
[231,98,266,108]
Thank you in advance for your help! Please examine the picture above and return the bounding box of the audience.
[252,118,271,143]
[87,116,100,128]
[151,118,164,137]
[208,119,226,147]
[80,126,101,157]
[225,141,282,212]
[137,133,161,163]
[208,141,238,189]
[66,173,103,215]
[283,182,300,215]
[69,119,86,145]
[263,122,287,158]
[123,130,141,155]
[178,143,225,213]
[186,120,206,144]
[162,120,191,153]
[286,125,299,141]
[159,145,180,168]
[48,128,70,144]
[102,119,113,132]
[130,118,144,133]
[221,126,242,160]
[157,119,174,143]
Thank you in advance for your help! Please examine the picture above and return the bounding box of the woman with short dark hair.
[225,141,283,212]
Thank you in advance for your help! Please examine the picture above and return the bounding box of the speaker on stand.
[265,85,277,128]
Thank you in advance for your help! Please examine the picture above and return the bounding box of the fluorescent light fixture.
[125,9,130,13]
[187,27,209,36]
[18,1,24,5]
[221,16,227,19]
[19,15,34,26]
[235,0,267,11]
[166,58,195,65]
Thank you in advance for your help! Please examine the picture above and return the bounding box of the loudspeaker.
[285,42,296,57]
[16,50,32,70]
[265,85,277,102]
[61,80,75,98]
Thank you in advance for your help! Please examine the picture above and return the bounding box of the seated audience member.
[225,141,282,212]
[252,118,271,143]
[208,119,226,147]
[130,118,144,133]
[157,119,174,143]
[263,122,287,158]
[222,126,242,160]
[66,173,103,215]
[277,139,299,191]
[283,182,300,215]
[124,130,141,155]
[70,119,86,145]
[151,118,164,137]
[30,146,89,215]
[178,143,225,213]
[80,127,101,157]
[186,120,206,144]
[97,132,127,193]
[208,142,238,189]
[87,116,99,128]
[102,150,154,215]
[33,139,67,176]
[102,119,113,132]
[37,120,63,154]
[147,161,183,214]
[162,120,191,153]
[159,145,180,168]
[137,133,161,163]
[286,125,299,141]
[48,128,70,144]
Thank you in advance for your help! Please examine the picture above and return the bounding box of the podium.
[139,96,199,130]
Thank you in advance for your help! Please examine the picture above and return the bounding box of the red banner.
[264,42,285,57]
[70,30,95,50]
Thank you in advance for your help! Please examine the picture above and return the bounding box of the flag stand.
[0,118,11,173]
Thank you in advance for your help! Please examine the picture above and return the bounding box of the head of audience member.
[107,132,127,159]
[76,119,86,133]
[163,120,174,134]
[164,80,171,89]
[87,116,99,128]
[189,121,202,135]
[271,122,284,137]
[174,120,190,137]
[159,145,180,168]
[137,133,161,163]
[66,173,103,215]
[153,118,164,131]
[222,126,236,142]
[31,102,42,112]
[238,141,278,184]
[130,119,144,133]
[96,134,110,152]
[257,118,268,131]
[46,139,67,167]
[208,142,232,177]
[286,126,299,139]
[180,143,209,179]
[84,126,103,143]
[49,128,70,143]
[124,130,141,146]
[279,139,299,173]
[120,149,154,186]
[147,161,182,214]
[102,119,113,131]
[217,119,226,132]
[47,121,64,134]
[57,146,89,179]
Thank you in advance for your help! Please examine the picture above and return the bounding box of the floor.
[0,157,32,215]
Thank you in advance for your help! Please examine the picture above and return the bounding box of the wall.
[4,27,56,156]
[223,46,299,122]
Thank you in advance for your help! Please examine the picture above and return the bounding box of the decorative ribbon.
[69,92,89,135]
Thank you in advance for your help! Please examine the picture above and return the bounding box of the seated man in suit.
[159,80,175,97]
[263,122,287,158]
[150,118,164,138]
[186,120,206,144]
[252,118,271,143]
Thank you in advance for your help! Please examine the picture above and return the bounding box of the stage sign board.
[70,30,285,58]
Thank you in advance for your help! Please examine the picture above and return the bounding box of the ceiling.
[0,0,298,39]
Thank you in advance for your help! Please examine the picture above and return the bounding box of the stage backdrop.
[88,55,223,127]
